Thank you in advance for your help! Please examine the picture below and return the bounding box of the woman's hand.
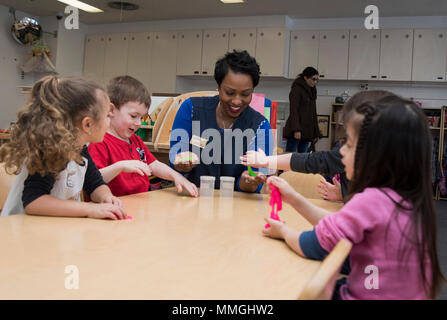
[87,203,127,220]
[317,177,342,202]
[120,160,152,176]
[240,149,269,168]
[174,174,199,197]
[173,152,199,173]
[294,131,301,140]
[266,176,299,206]
[239,170,267,192]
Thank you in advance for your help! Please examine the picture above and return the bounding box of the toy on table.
[247,166,257,177]
[265,185,282,228]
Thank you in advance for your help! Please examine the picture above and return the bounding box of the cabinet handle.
[437,77,444,80]
[371,75,377,79]
[194,71,199,74]
[381,75,388,79]
[249,33,253,37]
[353,35,357,39]
[320,74,325,78]
[373,34,377,39]
[260,32,264,36]
[233,33,236,37]
[294,36,298,40]
[202,71,208,74]
[312,35,316,39]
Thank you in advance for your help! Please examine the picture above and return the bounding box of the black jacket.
[289,146,349,202]
[283,77,321,140]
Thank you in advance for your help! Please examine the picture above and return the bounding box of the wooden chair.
[0,163,16,211]
[149,97,174,151]
[298,239,352,300]
[279,171,325,199]
[154,91,217,151]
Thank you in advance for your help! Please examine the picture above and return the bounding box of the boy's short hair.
[107,75,151,109]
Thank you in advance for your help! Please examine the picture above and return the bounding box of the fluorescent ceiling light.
[221,0,245,3]
[57,0,104,13]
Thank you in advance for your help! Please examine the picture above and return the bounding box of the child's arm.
[262,217,305,257]
[148,160,198,197]
[99,160,152,183]
[267,176,331,226]
[24,195,127,220]
[241,149,292,171]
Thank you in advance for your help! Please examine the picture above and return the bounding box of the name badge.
[190,135,208,149]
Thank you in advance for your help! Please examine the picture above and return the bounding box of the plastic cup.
[220,176,235,197]
[200,176,215,197]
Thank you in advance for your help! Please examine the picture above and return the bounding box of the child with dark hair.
[89,75,198,197]
[263,95,445,299]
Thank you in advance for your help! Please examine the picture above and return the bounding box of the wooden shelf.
[430,127,441,130]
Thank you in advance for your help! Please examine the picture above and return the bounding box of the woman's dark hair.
[346,96,445,299]
[214,50,260,88]
[298,66,319,79]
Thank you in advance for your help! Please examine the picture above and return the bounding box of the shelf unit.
[329,103,447,201]
[439,106,447,201]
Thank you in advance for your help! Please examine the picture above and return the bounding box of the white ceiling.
[1,0,447,24]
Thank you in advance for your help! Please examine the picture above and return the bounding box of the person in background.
[283,66,322,153]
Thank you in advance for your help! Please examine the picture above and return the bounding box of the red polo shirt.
[88,132,157,197]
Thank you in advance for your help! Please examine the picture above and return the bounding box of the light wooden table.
[0,188,343,299]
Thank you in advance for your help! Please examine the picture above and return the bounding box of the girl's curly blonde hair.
[0,75,105,177]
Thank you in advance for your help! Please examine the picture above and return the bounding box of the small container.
[200,176,215,197]
[220,176,235,197]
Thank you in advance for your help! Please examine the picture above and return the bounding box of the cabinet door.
[127,32,153,92]
[256,28,286,76]
[348,30,380,80]
[103,33,129,84]
[289,30,319,79]
[177,30,203,76]
[150,31,178,93]
[83,34,106,84]
[379,29,413,81]
[412,29,447,82]
[229,28,257,57]
[318,30,349,80]
[202,29,229,75]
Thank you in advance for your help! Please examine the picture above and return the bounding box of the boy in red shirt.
[89,76,198,197]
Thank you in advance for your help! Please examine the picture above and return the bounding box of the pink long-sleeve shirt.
[315,187,432,300]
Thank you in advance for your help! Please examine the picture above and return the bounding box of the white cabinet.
[127,32,153,92]
[229,28,257,57]
[288,30,319,79]
[176,30,203,76]
[83,34,106,84]
[412,29,447,82]
[255,28,288,77]
[348,30,380,80]
[202,29,229,75]
[318,30,349,80]
[103,33,129,84]
[379,29,414,81]
[150,31,178,93]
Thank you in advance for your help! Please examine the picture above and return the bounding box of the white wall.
[0,5,37,129]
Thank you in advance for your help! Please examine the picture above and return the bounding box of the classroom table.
[0,188,343,299]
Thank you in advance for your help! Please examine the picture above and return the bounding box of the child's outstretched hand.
[173,152,199,173]
[174,175,199,197]
[120,160,152,176]
[266,176,299,206]
[262,217,286,240]
[317,177,342,202]
[88,203,127,220]
[240,149,268,168]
